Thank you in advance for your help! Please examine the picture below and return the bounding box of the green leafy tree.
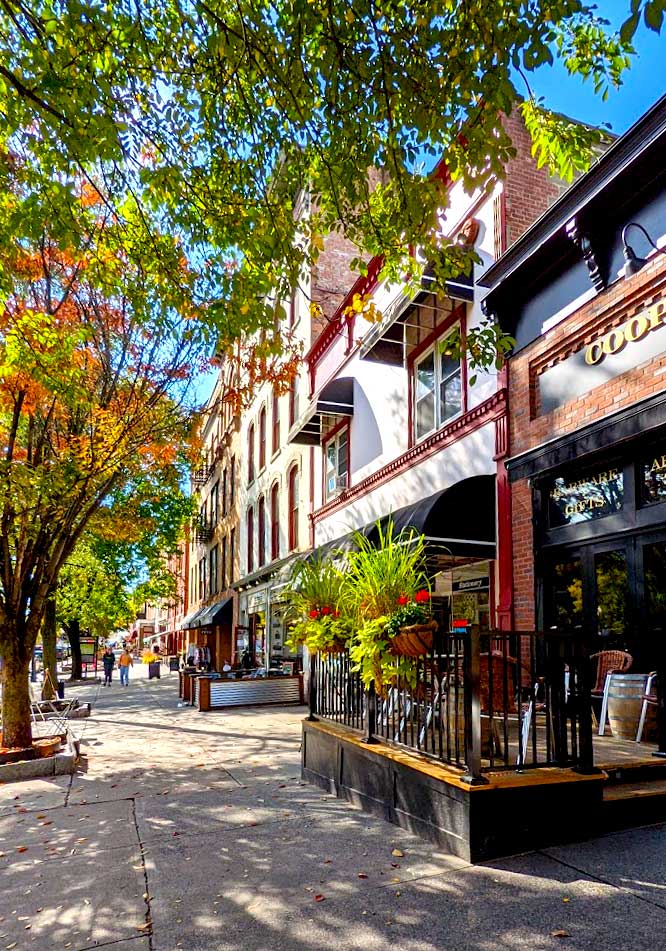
[0,1,659,340]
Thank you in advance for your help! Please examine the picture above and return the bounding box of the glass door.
[637,533,666,671]
[591,545,632,649]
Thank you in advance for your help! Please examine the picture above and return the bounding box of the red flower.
[309,609,320,619]
[414,589,431,603]
[333,610,340,618]
[397,595,409,606]
[321,606,332,616]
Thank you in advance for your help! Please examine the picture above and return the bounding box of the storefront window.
[548,467,623,527]
[642,452,666,504]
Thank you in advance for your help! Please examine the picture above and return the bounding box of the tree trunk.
[41,598,58,700]
[66,619,82,680]
[1,649,33,749]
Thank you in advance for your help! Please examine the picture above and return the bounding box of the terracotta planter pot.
[33,737,61,758]
[389,620,438,657]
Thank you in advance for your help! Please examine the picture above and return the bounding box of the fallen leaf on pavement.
[16,847,28,854]
[551,931,570,939]
[358,873,368,879]
[391,848,404,857]
[314,895,325,902]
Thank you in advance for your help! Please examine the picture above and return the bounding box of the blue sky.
[531,3,665,132]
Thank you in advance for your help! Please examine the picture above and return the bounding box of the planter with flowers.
[386,590,437,657]
[345,521,436,689]
[284,554,351,656]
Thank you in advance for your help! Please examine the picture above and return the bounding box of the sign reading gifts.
[539,299,666,413]
[548,467,624,526]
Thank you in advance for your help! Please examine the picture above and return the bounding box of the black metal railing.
[194,516,213,542]
[192,464,215,486]
[309,649,365,732]
[309,628,594,783]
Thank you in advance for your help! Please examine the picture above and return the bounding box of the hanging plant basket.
[389,620,438,657]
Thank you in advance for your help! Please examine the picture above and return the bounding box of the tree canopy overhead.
[1,1,662,339]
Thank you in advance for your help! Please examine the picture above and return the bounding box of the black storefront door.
[543,531,666,670]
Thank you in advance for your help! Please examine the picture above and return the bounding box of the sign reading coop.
[548,468,624,526]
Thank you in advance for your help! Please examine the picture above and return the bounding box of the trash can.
[148,661,161,680]
[57,680,65,699]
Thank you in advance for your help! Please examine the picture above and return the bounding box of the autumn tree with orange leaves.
[0,215,205,748]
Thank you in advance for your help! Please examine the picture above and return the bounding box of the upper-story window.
[324,426,349,500]
[230,456,236,506]
[258,495,266,566]
[209,545,219,596]
[288,375,298,428]
[270,483,280,561]
[211,482,219,525]
[230,527,236,583]
[247,506,254,574]
[222,535,228,590]
[413,326,462,441]
[272,388,280,456]
[247,423,255,483]
[259,406,267,471]
[222,466,227,516]
[288,464,299,551]
[198,557,206,601]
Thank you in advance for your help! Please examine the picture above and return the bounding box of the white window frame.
[413,324,463,441]
[324,426,349,501]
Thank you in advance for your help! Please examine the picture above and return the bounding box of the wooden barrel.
[606,674,649,739]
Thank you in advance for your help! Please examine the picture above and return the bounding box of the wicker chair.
[591,650,633,736]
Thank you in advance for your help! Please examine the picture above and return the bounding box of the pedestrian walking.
[119,648,133,686]
[102,646,115,686]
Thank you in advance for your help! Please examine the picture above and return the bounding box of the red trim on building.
[493,365,513,631]
[309,447,315,549]
[312,389,506,523]
[305,255,385,395]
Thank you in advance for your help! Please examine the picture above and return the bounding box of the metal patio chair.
[636,672,658,743]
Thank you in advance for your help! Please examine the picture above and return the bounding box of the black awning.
[365,476,496,559]
[194,595,233,628]
[182,607,207,630]
[288,377,354,445]
[309,476,496,564]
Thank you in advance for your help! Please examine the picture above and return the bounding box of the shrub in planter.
[284,554,351,655]
[345,521,434,688]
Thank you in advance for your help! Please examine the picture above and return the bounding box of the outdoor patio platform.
[302,718,666,863]
[302,718,606,862]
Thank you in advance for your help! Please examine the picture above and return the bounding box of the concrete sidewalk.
[1,673,665,950]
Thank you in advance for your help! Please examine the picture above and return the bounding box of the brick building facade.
[482,95,666,666]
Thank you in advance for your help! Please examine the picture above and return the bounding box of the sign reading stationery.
[540,299,666,413]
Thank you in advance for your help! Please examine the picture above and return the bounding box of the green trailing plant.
[344,521,432,688]
[284,553,351,655]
